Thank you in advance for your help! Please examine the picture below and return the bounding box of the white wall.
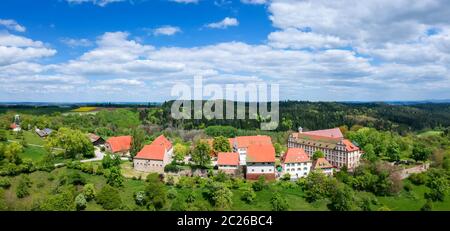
[247,162,275,174]
[283,161,311,179]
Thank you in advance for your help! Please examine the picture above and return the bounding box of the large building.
[246,144,276,180]
[282,148,312,180]
[105,135,132,156]
[217,152,240,175]
[229,135,272,166]
[133,135,173,173]
[288,127,361,170]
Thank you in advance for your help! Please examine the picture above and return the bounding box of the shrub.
[75,193,87,211]
[96,185,122,210]
[83,183,96,201]
[67,172,86,186]
[164,163,180,173]
[16,176,31,198]
[168,189,177,199]
[134,191,146,206]
[0,178,11,189]
[241,187,256,204]
[420,200,433,211]
[403,182,413,192]
[409,173,428,185]
[280,173,291,181]
[252,176,266,192]
[271,193,288,211]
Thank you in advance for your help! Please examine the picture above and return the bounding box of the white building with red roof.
[288,127,362,170]
[246,144,276,180]
[105,135,132,156]
[133,135,173,173]
[229,135,272,166]
[312,157,334,176]
[217,152,239,175]
[282,148,312,180]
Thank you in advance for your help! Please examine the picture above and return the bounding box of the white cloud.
[206,17,239,29]
[268,28,348,49]
[152,26,181,36]
[66,0,125,7]
[0,32,56,66]
[169,0,199,4]
[241,0,267,5]
[0,19,26,32]
[60,38,93,47]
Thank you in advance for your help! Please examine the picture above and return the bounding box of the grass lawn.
[417,130,443,138]
[7,130,45,146]
[19,146,48,162]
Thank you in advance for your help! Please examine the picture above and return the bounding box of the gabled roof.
[343,139,359,152]
[106,136,132,153]
[283,148,310,163]
[230,135,272,149]
[88,133,101,143]
[246,144,275,163]
[312,157,333,170]
[134,135,172,160]
[217,152,239,166]
[302,127,343,138]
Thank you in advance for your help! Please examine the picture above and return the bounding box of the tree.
[45,127,94,159]
[425,175,448,202]
[0,129,7,142]
[205,126,237,138]
[105,166,124,187]
[144,173,167,210]
[328,184,355,211]
[134,191,146,206]
[411,143,432,162]
[252,175,266,191]
[33,188,75,211]
[173,143,189,164]
[102,153,121,169]
[16,175,31,198]
[96,185,122,210]
[271,193,288,211]
[4,142,23,165]
[362,144,377,162]
[191,140,212,168]
[312,150,325,160]
[280,173,291,181]
[421,200,433,211]
[274,143,284,157]
[212,136,231,153]
[130,128,146,158]
[386,141,401,162]
[75,193,87,211]
[208,182,233,210]
[241,187,256,204]
[83,183,96,201]
[303,172,336,202]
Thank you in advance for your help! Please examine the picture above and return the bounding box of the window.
[252,169,254,172]
[261,169,264,173]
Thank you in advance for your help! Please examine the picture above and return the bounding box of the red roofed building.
[312,157,334,176]
[229,135,272,166]
[105,136,132,155]
[282,148,312,180]
[288,127,361,170]
[246,144,276,180]
[217,152,239,175]
[133,135,173,173]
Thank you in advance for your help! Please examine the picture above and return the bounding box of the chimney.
[298,127,303,133]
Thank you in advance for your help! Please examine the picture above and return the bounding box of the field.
[71,107,98,112]
[418,130,444,138]
[2,167,449,211]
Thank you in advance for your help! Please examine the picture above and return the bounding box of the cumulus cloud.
[152,26,181,36]
[66,0,125,7]
[60,38,93,47]
[206,17,239,29]
[0,19,26,32]
[169,0,199,4]
[241,0,267,4]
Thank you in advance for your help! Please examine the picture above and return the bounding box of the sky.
[0,0,450,102]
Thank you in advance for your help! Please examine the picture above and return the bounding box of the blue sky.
[0,0,450,102]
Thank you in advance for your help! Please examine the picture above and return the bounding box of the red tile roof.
[135,135,172,160]
[246,144,275,163]
[217,152,239,166]
[313,157,333,170]
[106,136,132,153]
[283,148,310,163]
[302,127,343,138]
[230,135,272,149]
[343,139,359,152]
[10,123,17,129]
[88,133,101,143]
